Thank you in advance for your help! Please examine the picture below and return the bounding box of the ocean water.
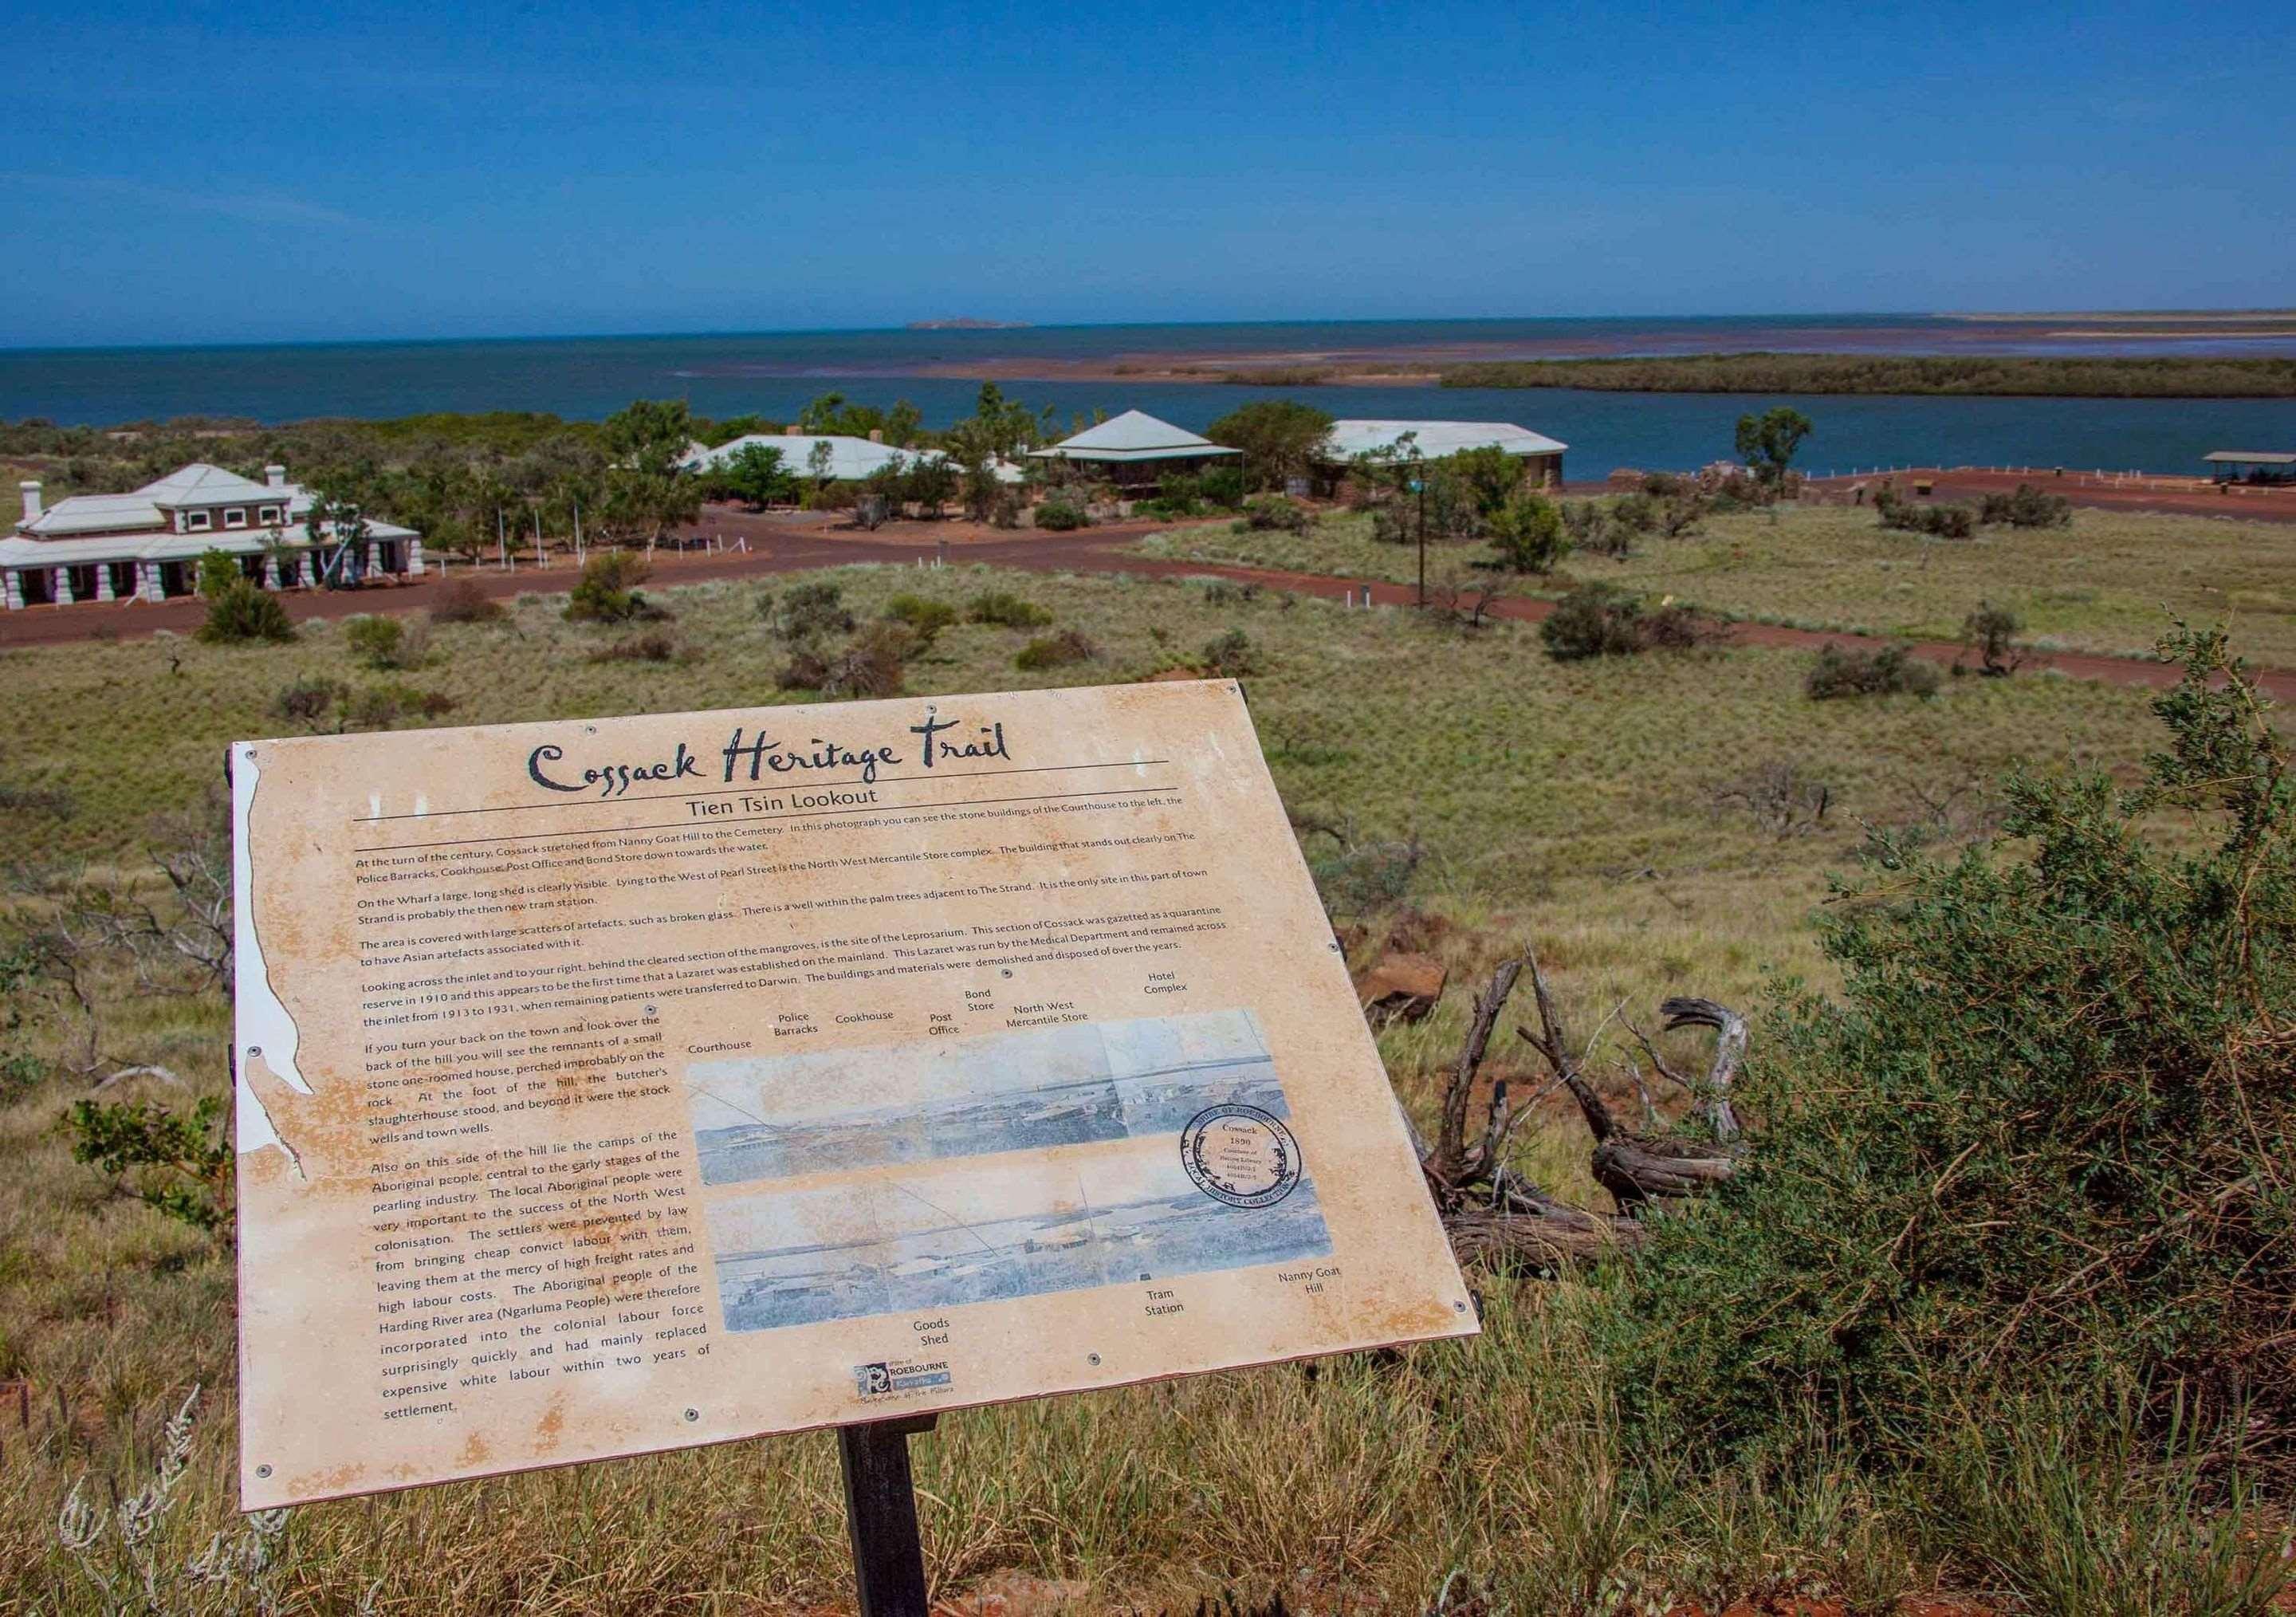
[4,317,2294,476]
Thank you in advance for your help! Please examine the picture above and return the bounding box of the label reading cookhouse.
[230,680,1475,1508]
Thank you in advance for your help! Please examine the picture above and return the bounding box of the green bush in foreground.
[1032,499,1090,531]
[965,590,1052,628]
[564,550,661,624]
[195,581,295,644]
[1539,581,1647,659]
[1805,642,1939,700]
[1013,629,1097,671]
[1604,625,2296,1476]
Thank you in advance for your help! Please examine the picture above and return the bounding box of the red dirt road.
[1795,466,2296,524]
[5,507,2286,702]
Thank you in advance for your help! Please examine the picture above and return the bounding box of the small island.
[906,317,1032,330]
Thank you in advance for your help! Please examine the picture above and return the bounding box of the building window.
[185,509,212,532]
[224,508,248,529]
[258,505,283,525]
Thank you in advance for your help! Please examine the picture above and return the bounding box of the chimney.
[867,429,884,443]
[265,464,287,488]
[18,481,40,521]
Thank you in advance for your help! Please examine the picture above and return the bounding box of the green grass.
[1138,502,2296,664]
[0,563,2263,1613]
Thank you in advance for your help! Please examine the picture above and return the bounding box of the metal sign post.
[836,1414,938,1617]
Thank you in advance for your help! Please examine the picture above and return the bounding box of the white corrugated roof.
[1325,419,1568,461]
[21,462,305,537]
[682,434,947,482]
[0,516,411,569]
[2204,450,2296,465]
[139,462,278,505]
[1028,410,1240,462]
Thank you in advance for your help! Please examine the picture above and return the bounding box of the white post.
[95,565,116,602]
[53,567,74,604]
[407,537,425,576]
[2,570,21,610]
[497,509,509,572]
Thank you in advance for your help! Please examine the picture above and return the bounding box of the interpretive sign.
[232,679,1475,1509]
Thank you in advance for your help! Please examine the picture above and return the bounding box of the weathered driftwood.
[1413,947,1748,1273]
[1413,957,1643,1273]
[1517,966,1744,1210]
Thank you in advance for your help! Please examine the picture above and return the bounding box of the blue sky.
[2,0,2290,347]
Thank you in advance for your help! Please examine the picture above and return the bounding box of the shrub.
[270,675,344,727]
[1639,600,1727,651]
[820,622,914,698]
[1539,582,1648,660]
[65,1095,230,1233]
[776,649,829,690]
[1201,628,1260,679]
[588,631,681,663]
[769,581,855,644]
[1658,491,1710,538]
[1805,642,1941,699]
[1601,627,2296,1474]
[194,548,242,600]
[883,594,958,643]
[345,614,430,670]
[1978,482,2074,529]
[1961,601,2023,676]
[1877,489,1976,539]
[1611,491,1658,533]
[342,683,455,731]
[1033,498,1090,531]
[564,550,659,624]
[1234,494,1311,533]
[1013,630,1099,671]
[431,576,505,623]
[196,581,296,644]
[966,591,1052,628]
[1486,492,1569,573]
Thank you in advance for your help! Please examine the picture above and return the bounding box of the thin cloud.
[0,171,373,230]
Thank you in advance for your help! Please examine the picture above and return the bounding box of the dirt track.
[1796,466,2296,524]
[5,507,2287,702]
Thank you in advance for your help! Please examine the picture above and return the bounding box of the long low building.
[2,462,421,609]
[1322,420,1567,486]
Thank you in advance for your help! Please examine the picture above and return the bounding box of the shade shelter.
[2203,450,2296,486]
[1026,410,1240,490]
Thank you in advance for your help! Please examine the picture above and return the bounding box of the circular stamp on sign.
[1180,1104,1303,1209]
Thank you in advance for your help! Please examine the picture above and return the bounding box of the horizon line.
[12,307,2296,360]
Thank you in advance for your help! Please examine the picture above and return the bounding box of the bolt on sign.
[232,680,1474,1508]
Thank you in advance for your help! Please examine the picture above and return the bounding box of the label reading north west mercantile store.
[230,680,1474,1508]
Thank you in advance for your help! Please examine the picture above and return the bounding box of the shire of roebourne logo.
[526,712,1012,799]
[1180,1104,1304,1210]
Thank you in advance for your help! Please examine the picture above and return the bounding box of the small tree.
[1734,406,1813,487]
[1206,399,1335,491]
[1486,492,1569,573]
[197,582,296,644]
[718,442,796,509]
[564,551,656,624]
[194,549,241,600]
[769,581,855,645]
[1961,601,2023,676]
